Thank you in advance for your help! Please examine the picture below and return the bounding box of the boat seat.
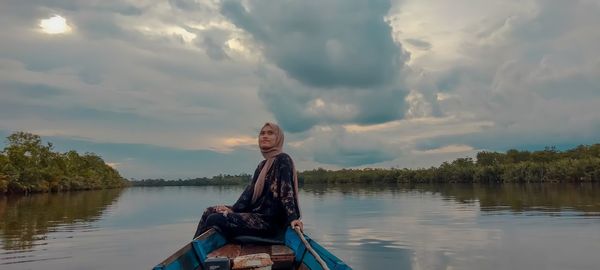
[232,229,286,245]
[233,235,284,245]
[207,244,295,270]
[207,229,294,269]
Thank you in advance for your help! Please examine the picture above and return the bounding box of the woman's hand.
[215,205,230,214]
[290,219,303,231]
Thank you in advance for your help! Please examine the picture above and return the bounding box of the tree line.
[131,174,251,186]
[300,145,600,184]
[0,132,128,194]
[8,129,594,191]
[134,143,600,186]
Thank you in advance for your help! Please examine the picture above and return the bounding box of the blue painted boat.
[153,227,351,270]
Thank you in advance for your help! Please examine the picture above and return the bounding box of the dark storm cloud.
[256,68,407,133]
[353,89,406,124]
[219,0,410,133]
[257,75,318,133]
[221,0,408,89]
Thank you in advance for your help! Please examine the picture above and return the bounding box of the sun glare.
[40,15,72,34]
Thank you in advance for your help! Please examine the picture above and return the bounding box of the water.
[1,184,600,270]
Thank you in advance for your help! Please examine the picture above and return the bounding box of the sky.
[1,0,599,179]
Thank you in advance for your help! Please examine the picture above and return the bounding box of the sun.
[40,15,72,34]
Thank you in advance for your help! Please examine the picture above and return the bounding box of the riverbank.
[133,144,600,186]
[3,131,598,193]
[0,132,128,194]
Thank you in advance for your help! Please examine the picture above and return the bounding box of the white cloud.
[391,0,600,150]
[414,144,475,155]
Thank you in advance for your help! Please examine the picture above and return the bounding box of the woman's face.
[259,125,277,149]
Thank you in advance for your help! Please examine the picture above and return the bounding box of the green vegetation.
[301,145,600,184]
[134,144,600,187]
[132,174,251,186]
[0,132,128,194]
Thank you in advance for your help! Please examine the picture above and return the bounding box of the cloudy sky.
[1,0,599,179]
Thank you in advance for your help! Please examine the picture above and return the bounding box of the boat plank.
[207,244,241,258]
[206,244,295,270]
[240,245,270,256]
[271,245,295,269]
[271,245,293,256]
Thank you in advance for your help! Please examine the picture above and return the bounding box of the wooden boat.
[153,227,351,270]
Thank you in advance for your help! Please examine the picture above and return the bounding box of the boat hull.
[153,228,351,270]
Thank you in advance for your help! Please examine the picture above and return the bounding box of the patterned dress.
[194,153,300,239]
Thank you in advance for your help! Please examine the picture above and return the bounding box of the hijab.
[251,123,300,212]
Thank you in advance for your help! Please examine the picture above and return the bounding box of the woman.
[193,122,302,239]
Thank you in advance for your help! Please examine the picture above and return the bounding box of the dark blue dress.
[194,153,300,238]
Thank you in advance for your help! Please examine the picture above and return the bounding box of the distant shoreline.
[132,143,600,186]
[3,132,598,194]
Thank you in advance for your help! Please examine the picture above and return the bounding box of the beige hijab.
[251,123,300,210]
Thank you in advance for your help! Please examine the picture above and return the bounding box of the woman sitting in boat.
[193,122,302,239]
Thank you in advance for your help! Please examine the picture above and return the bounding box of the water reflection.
[0,189,123,251]
[302,183,600,270]
[303,183,600,215]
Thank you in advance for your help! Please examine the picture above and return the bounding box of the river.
[1,183,599,269]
